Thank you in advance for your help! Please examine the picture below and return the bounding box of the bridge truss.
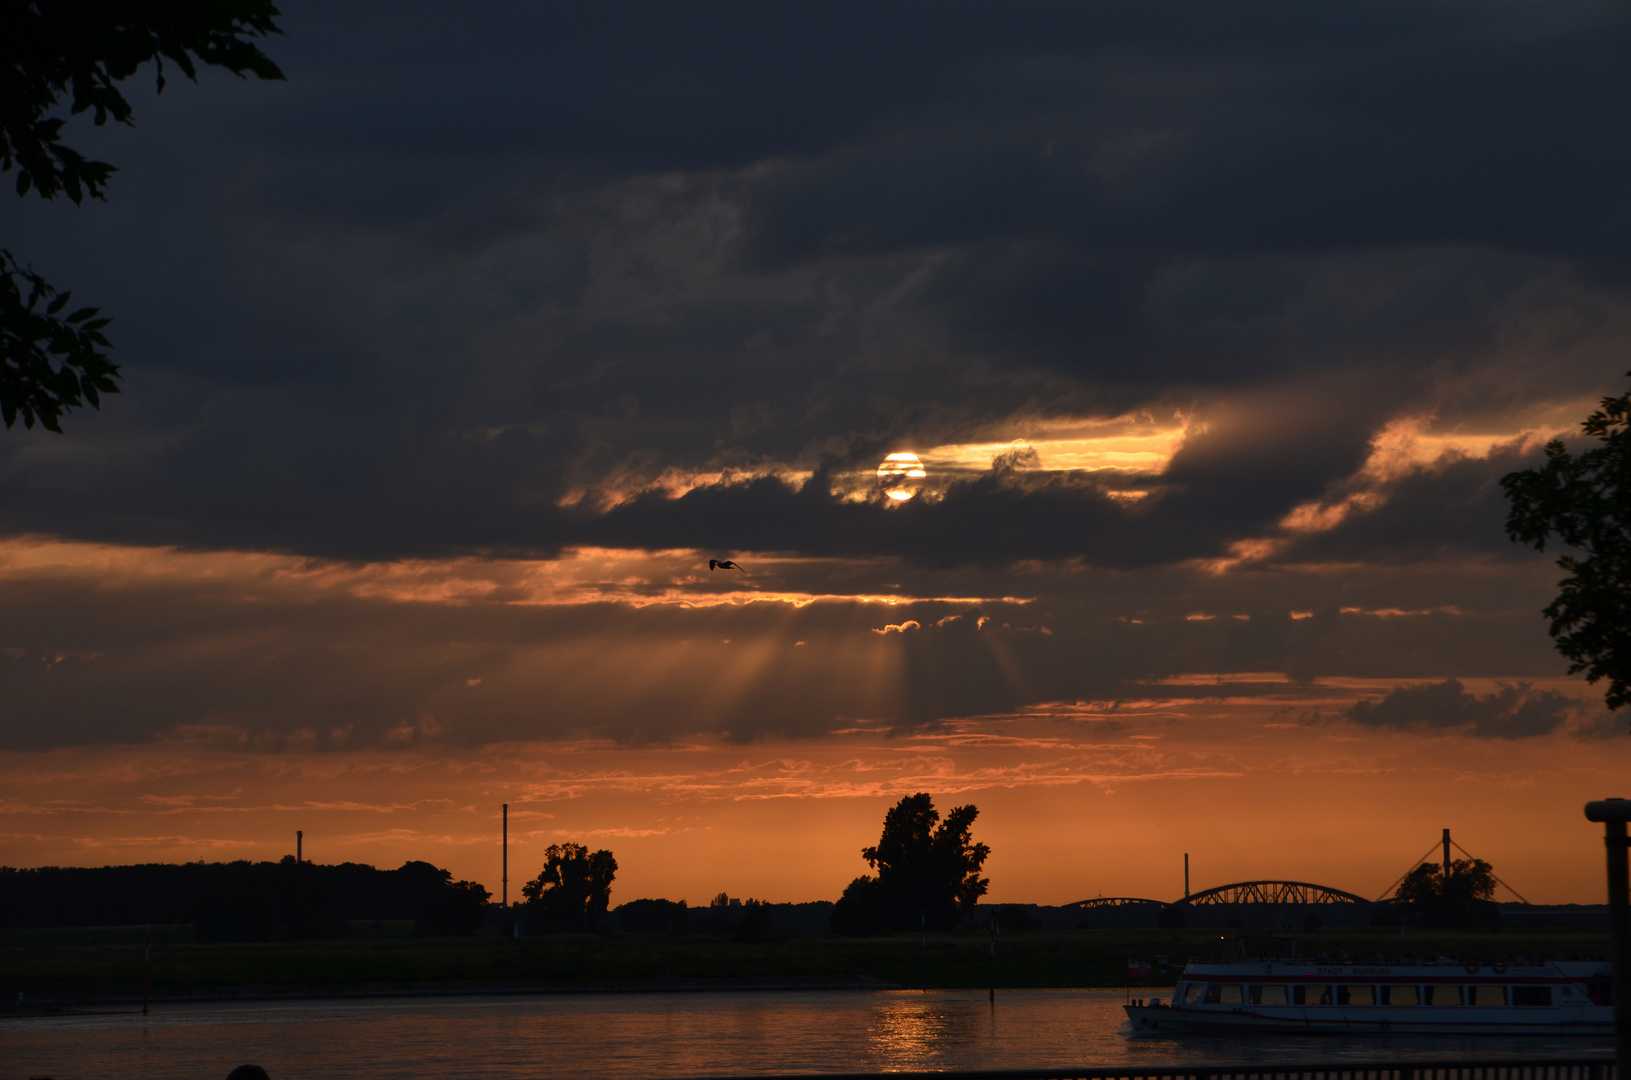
[1171,880,1371,907]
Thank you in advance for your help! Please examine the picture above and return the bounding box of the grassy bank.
[1,925,1610,1004]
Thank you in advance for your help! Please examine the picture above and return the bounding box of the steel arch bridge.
[1169,880,1371,907]
[1065,897,1166,910]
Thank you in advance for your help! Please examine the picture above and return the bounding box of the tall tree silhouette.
[833,793,989,934]
[1,0,284,430]
[1503,373,1631,716]
[521,842,618,932]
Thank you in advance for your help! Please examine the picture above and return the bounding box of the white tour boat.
[1124,944,1613,1035]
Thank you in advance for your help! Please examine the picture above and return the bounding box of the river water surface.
[0,989,1609,1080]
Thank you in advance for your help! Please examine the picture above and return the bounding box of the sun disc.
[877,452,926,502]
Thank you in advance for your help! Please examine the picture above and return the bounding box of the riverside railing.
[688,1059,1616,1080]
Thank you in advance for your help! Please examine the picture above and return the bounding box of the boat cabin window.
[1250,985,1288,1006]
[1294,985,1332,1006]
[1338,985,1375,1006]
[1181,983,1205,1004]
[1512,986,1552,1007]
[1204,984,1244,1005]
[1471,985,1507,1006]
[1382,985,1419,1006]
[1427,984,1463,1006]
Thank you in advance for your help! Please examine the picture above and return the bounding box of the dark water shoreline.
[3,927,1605,1020]
[6,973,906,1012]
[3,988,1612,1080]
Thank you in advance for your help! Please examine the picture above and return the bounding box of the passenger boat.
[1124,941,1612,1035]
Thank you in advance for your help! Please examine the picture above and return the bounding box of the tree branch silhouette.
[0,0,285,431]
[1503,372,1631,715]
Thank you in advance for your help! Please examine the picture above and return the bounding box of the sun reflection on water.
[866,993,990,1071]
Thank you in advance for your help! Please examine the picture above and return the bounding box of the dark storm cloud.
[0,542,1577,752]
[1280,448,1528,565]
[0,565,1101,751]
[1,0,1628,566]
[582,472,1154,566]
[1158,378,1407,530]
[736,3,1631,263]
[1345,678,1577,738]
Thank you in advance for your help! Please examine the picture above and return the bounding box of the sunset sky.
[4,1,1631,908]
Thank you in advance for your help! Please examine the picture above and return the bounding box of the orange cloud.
[872,620,921,634]
[1199,408,1577,573]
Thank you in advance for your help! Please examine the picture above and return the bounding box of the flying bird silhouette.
[709,559,745,572]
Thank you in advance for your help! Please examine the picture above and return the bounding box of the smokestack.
[502,804,508,908]
[1184,853,1189,898]
[296,830,303,864]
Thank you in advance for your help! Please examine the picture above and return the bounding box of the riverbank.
[1,925,1609,1007]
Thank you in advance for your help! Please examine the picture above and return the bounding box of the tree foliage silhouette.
[0,250,115,431]
[1394,858,1495,906]
[1,0,284,430]
[521,842,618,932]
[832,793,989,934]
[730,898,772,942]
[1392,857,1498,928]
[413,876,491,938]
[1503,374,1631,715]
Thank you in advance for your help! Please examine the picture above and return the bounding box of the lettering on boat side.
[1352,967,1392,975]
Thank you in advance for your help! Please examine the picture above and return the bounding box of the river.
[0,988,1609,1080]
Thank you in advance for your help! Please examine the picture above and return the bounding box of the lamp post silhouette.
[1585,798,1631,1076]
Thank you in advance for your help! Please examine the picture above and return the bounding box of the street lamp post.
[1585,798,1631,1078]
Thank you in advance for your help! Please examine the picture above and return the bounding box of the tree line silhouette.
[611,895,780,940]
[0,858,489,940]
[0,799,1527,940]
[0,797,983,940]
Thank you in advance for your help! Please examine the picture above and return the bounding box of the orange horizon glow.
[3,687,1624,907]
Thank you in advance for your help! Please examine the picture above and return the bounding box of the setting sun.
[877,452,927,501]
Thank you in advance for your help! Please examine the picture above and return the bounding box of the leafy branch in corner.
[0,0,285,432]
[0,250,118,431]
[1,0,285,204]
[1502,373,1631,714]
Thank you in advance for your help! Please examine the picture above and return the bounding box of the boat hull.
[1126,955,1613,1036]
[1125,1004,1612,1036]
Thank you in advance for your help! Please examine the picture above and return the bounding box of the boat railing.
[686,1057,1617,1080]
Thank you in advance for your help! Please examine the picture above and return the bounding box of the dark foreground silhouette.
[0,859,488,940]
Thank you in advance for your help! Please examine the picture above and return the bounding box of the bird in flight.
[709,559,746,572]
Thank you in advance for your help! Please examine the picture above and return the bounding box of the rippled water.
[0,989,1609,1080]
